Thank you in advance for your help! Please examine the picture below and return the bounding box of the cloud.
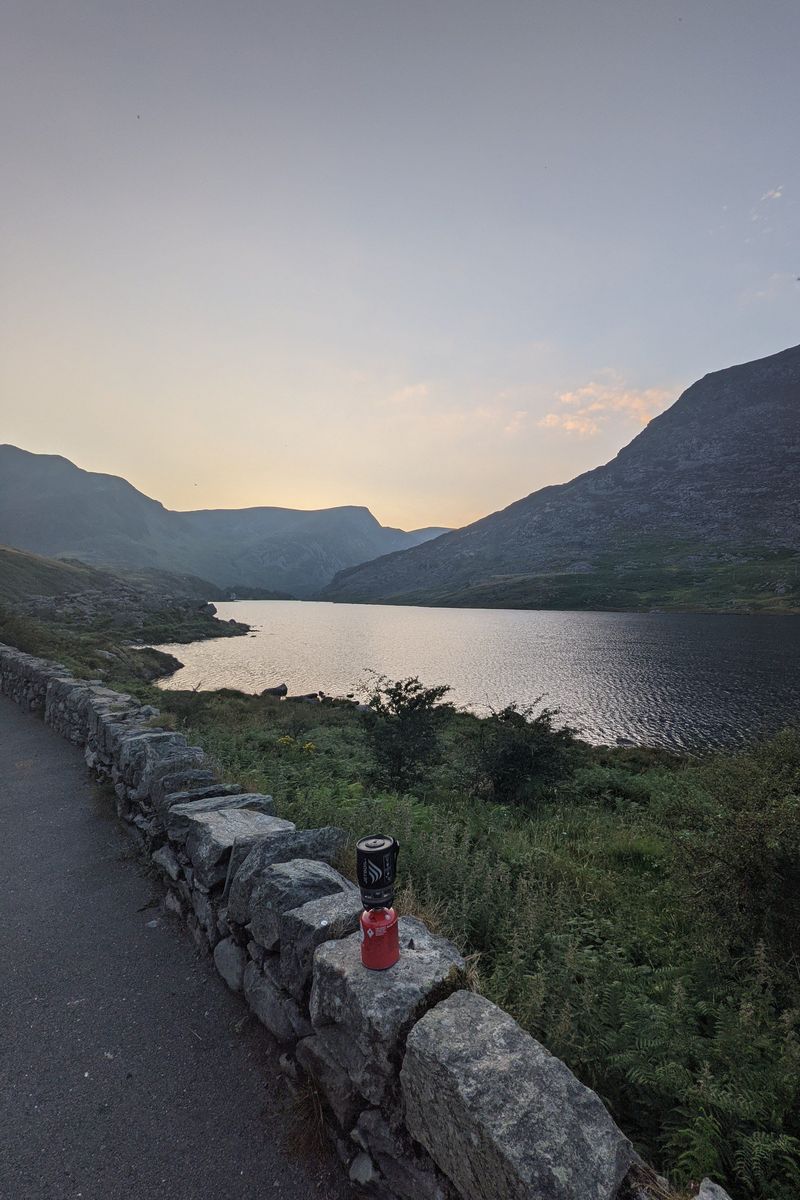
[538,374,674,437]
[740,272,797,304]
[383,382,528,439]
[387,382,430,405]
[749,185,785,231]
[502,409,528,435]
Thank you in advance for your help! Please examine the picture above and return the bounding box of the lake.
[153,601,800,752]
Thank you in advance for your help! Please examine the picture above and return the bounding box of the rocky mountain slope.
[0,545,127,604]
[0,544,235,629]
[0,446,447,596]
[322,344,800,612]
[0,544,230,604]
[0,544,251,686]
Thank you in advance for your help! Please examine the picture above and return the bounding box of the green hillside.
[371,545,800,614]
[0,545,122,602]
[0,544,248,683]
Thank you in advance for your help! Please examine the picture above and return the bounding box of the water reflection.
[154,601,800,751]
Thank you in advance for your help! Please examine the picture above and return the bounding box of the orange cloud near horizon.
[538,375,676,438]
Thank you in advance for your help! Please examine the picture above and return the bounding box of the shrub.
[60,653,800,1199]
[467,701,578,806]
[360,674,454,790]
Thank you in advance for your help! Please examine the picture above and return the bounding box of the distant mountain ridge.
[322,344,800,613]
[0,446,448,596]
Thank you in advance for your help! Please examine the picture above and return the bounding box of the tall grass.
[154,687,800,1199]
[3,602,797,1197]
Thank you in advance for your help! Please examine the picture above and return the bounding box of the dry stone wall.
[0,642,732,1200]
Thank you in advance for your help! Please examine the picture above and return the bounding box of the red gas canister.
[360,904,400,970]
[356,834,401,971]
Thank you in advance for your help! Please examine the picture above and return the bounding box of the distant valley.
[0,445,447,596]
[3,343,799,615]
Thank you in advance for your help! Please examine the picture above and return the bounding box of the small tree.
[469,701,578,807]
[360,674,453,790]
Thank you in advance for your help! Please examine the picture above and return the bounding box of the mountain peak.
[0,446,447,596]
[322,344,800,612]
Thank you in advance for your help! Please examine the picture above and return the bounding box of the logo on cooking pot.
[364,859,383,886]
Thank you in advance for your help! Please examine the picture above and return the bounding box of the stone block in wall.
[154,777,242,825]
[86,706,150,775]
[226,826,348,924]
[186,912,210,955]
[115,730,185,779]
[166,792,275,842]
[351,1108,453,1200]
[349,1151,380,1187]
[112,782,137,822]
[247,940,267,968]
[163,889,184,919]
[135,746,208,805]
[45,677,94,742]
[249,859,355,952]
[243,960,312,1042]
[309,918,464,1106]
[133,812,158,840]
[215,906,231,941]
[401,990,635,1200]
[184,810,295,889]
[296,1033,364,1130]
[213,937,246,992]
[116,731,205,804]
[151,772,240,821]
[279,890,363,999]
[191,888,218,945]
[151,844,181,881]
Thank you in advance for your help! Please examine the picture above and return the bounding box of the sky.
[1,0,798,530]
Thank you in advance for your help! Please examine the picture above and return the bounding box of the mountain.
[0,544,228,605]
[0,446,448,596]
[0,543,244,641]
[0,545,128,604]
[322,344,800,613]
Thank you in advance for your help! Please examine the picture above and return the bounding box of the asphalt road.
[0,695,350,1200]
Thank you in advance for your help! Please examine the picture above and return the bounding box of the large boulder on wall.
[400,990,635,1200]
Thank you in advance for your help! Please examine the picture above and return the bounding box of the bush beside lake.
[3,609,798,1198]
[153,680,800,1200]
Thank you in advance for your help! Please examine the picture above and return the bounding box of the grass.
[0,544,123,602]
[0,603,247,687]
[355,542,800,614]
[0,543,237,604]
[3,606,799,1198]
[145,686,800,1199]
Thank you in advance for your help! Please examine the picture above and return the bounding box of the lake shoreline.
[149,600,800,753]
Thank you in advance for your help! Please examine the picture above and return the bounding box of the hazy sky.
[1,1,798,528]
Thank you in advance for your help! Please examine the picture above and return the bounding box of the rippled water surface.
[155,601,800,751]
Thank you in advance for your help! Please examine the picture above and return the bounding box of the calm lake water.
[154,601,800,751]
